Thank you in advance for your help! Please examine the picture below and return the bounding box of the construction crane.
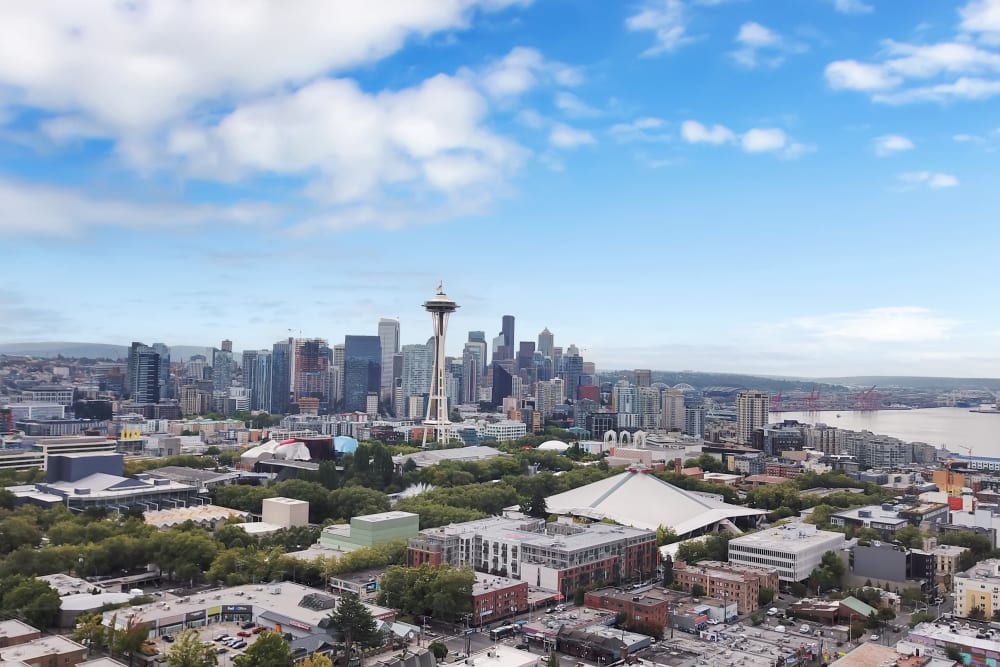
[804,387,821,413]
[771,390,784,413]
[854,385,881,411]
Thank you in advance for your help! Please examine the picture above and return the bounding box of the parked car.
[870,634,880,641]
[214,634,229,642]
[162,635,174,643]
[232,641,247,650]
[216,648,228,655]
[252,626,265,634]
[237,630,252,637]
[241,621,255,629]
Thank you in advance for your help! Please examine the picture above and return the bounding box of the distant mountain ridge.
[0,342,212,361]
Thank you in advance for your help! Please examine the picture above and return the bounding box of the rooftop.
[0,636,85,662]
[144,504,247,528]
[537,467,766,535]
[910,621,1000,654]
[353,511,417,523]
[36,573,97,596]
[420,516,654,551]
[473,572,525,595]
[79,658,129,667]
[958,558,1000,581]
[729,524,847,552]
[0,620,38,639]
[829,642,900,666]
[674,559,778,581]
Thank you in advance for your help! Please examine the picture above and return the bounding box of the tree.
[233,630,294,667]
[945,645,962,662]
[878,607,896,621]
[526,491,548,519]
[893,525,924,550]
[328,593,381,662]
[108,613,149,666]
[969,606,987,620]
[691,584,706,598]
[662,555,674,587]
[167,630,218,667]
[72,612,108,655]
[1,577,60,628]
[300,654,334,667]
[546,651,560,667]
[428,642,449,660]
[758,587,774,607]
[866,612,881,630]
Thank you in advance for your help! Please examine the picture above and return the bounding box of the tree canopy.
[233,630,294,667]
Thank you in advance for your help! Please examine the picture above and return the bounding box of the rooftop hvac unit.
[74,488,91,495]
[153,479,170,486]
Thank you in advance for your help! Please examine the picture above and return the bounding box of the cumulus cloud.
[553,91,601,117]
[741,127,787,152]
[681,120,736,144]
[873,134,915,156]
[548,123,596,149]
[626,0,693,55]
[825,3,1000,104]
[479,47,583,99]
[899,171,960,188]
[833,0,874,15]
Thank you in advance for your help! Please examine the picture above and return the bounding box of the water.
[773,407,1000,457]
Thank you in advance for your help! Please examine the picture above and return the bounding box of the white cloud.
[960,0,1000,44]
[548,123,596,149]
[609,117,670,142]
[730,22,807,68]
[825,60,902,90]
[833,0,874,15]
[515,109,545,129]
[786,307,958,343]
[899,171,960,188]
[825,5,1000,104]
[479,47,583,99]
[626,0,693,56]
[166,74,527,225]
[681,120,735,144]
[741,127,787,152]
[553,91,601,117]
[873,134,915,156]
[0,178,275,237]
[0,1,530,135]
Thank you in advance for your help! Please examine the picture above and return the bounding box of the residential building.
[20,386,74,407]
[378,318,400,406]
[728,524,847,582]
[637,387,660,430]
[736,391,770,445]
[684,405,705,438]
[536,379,565,420]
[805,423,841,455]
[212,346,233,392]
[672,560,779,615]
[752,421,806,456]
[293,338,332,409]
[830,503,950,538]
[633,369,651,387]
[850,542,935,592]
[401,341,433,404]
[242,349,272,412]
[840,430,914,469]
[126,342,161,403]
[406,516,657,600]
[954,559,1000,618]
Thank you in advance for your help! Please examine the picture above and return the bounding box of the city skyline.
[1,1,999,377]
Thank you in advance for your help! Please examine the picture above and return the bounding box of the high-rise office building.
[538,328,554,359]
[491,362,514,407]
[402,341,433,402]
[462,344,481,404]
[344,335,381,413]
[637,386,660,430]
[560,345,583,401]
[378,318,400,406]
[221,339,233,353]
[466,332,488,375]
[737,390,771,445]
[293,338,331,408]
[684,405,706,438]
[126,342,161,403]
[502,315,515,350]
[333,343,345,403]
[270,339,292,414]
[212,346,234,392]
[152,343,171,399]
[243,350,273,412]
[634,369,652,387]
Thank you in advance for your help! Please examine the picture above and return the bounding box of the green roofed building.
[319,510,419,552]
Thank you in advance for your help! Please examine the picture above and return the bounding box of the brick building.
[472,573,529,625]
[672,560,779,615]
[583,587,680,635]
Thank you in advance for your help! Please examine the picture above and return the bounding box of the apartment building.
[672,560,779,615]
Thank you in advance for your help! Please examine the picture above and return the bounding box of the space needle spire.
[422,283,459,447]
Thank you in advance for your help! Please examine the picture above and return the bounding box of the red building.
[472,574,529,625]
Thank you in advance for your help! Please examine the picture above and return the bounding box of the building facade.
[672,560,779,615]
[736,391,770,446]
[727,524,847,582]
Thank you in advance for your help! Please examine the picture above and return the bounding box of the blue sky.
[1,0,999,377]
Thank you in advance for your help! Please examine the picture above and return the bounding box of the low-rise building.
[472,573,528,626]
[144,504,248,530]
[908,621,1000,666]
[727,524,847,582]
[672,560,779,615]
[319,511,419,552]
[954,558,1000,618]
[0,621,41,648]
[583,587,680,635]
[670,597,737,633]
[0,635,87,667]
[789,596,878,626]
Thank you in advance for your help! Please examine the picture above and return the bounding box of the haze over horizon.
[1,1,998,377]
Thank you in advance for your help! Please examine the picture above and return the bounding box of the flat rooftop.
[832,504,910,524]
[957,558,1000,583]
[829,642,899,666]
[354,511,417,523]
[0,620,38,639]
[473,572,524,595]
[729,525,846,552]
[910,621,1000,654]
[0,636,85,662]
[675,560,777,581]
[36,573,97,596]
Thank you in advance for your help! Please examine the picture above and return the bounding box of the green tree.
[878,607,896,621]
[108,613,149,666]
[72,612,108,654]
[945,645,963,662]
[233,630,294,667]
[1,577,60,628]
[328,593,381,663]
[758,587,774,607]
[0,517,41,554]
[909,611,935,628]
[893,525,924,549]
[691,584,706,597]
[526,491,548,519]
[300,654,334,667]
[546,651,560,667]
[428,642,449,660]
[662,555,674,587]
[167,630,218,667]
[150,529,219,582]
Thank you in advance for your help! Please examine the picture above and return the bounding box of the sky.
[0,0,999,377]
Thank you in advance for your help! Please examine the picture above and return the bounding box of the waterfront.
[773,407,1000,457]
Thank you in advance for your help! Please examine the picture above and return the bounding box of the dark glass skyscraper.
[344,335,381,413]
[270,339,292,414]
[491,362,514,407]
[126,342,161,403]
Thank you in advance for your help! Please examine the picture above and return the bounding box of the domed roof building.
[537,440,570,452]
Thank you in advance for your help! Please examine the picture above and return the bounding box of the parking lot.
[144,620,265,664]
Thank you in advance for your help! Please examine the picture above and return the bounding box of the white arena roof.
[542,467,766,535]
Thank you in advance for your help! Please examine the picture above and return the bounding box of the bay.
[772,407,1000,458]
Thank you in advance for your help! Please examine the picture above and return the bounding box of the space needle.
[422,283,459,447]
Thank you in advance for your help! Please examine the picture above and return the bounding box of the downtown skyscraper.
[344,335,381,413]
[378,318,400,408]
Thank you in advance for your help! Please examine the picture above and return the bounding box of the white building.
[661,389,684,432]
[727,524,847,582]
[736,391,770,445]
[22,387,74,406]
[3,403,66,420]
[637,387,660,431]
[484,420,527,442]
[954,559,1000,618]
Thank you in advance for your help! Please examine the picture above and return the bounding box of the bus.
[489,625,518,640]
